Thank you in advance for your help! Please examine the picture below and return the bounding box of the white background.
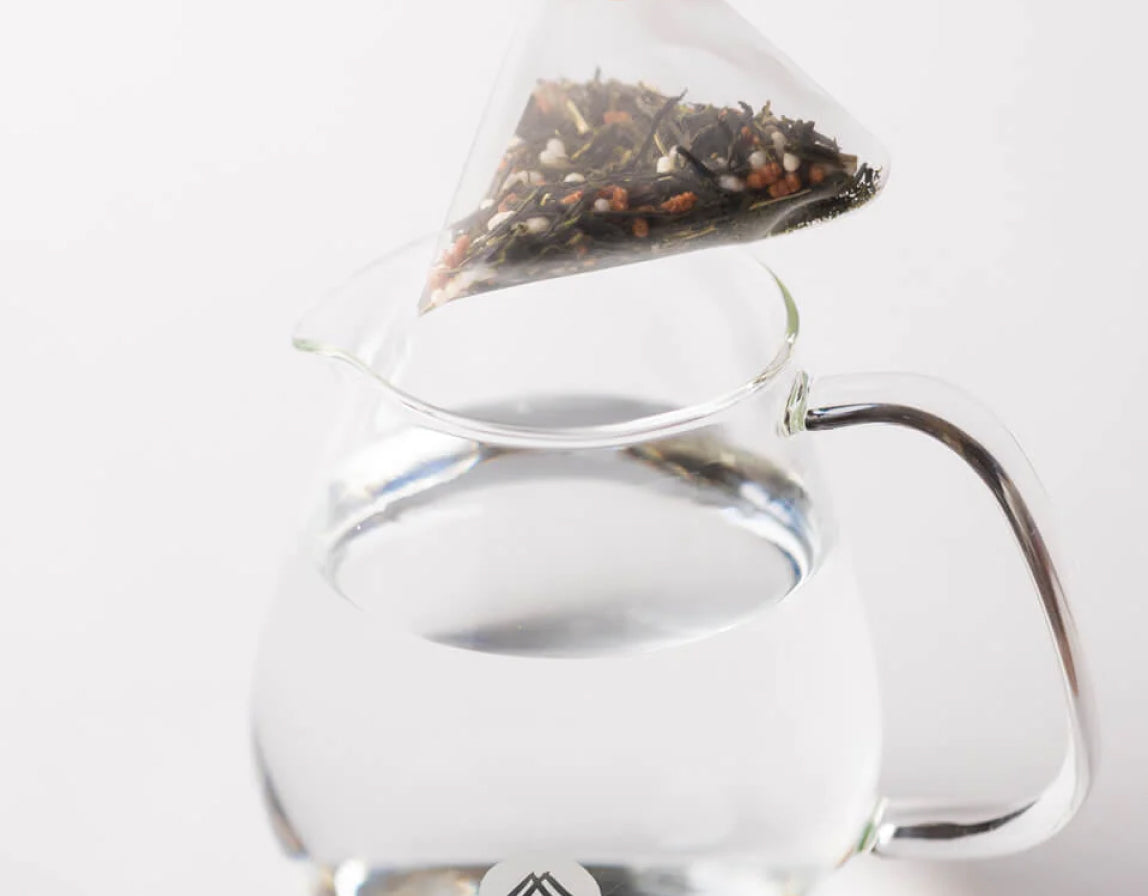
[2,1,1145,894]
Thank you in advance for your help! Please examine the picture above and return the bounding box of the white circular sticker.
[478,857,601,896]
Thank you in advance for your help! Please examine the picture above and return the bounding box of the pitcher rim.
[296,255,800,450]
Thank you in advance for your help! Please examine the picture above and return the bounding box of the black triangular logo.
[506,872,577,896]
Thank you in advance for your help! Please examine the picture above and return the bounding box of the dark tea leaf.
[427,76,881,308]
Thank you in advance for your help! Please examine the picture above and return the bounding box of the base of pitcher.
[307,859,823,896]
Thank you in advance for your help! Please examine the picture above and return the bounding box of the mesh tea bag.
[426,0,888,308]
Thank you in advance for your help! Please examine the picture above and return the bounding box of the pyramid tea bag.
[426,0,888,308]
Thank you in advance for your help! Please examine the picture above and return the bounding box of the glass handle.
[788,372,1094,859]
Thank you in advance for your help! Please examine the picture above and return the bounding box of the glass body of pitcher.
[252,241,1092,896]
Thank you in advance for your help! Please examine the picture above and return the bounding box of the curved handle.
[787,372,1094,860]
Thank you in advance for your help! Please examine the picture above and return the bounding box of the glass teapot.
[252,238,1092,896]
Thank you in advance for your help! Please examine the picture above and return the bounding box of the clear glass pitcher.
[252,238,1092,896]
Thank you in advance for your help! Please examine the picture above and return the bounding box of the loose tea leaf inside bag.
[426,0,887,308]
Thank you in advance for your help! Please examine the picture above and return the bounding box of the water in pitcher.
[253,397,882,896]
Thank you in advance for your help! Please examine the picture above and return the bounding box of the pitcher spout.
[293,236,438,387]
